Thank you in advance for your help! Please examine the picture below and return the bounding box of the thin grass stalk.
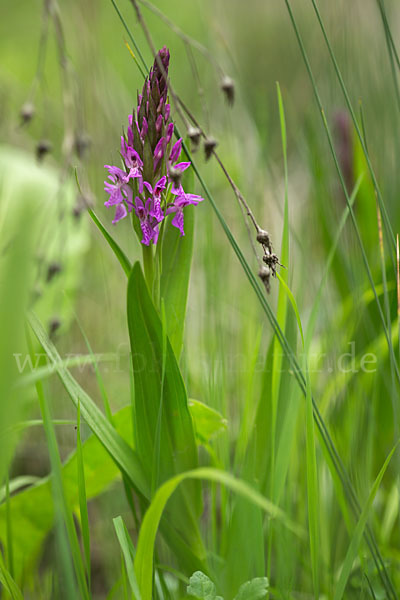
[5,473,13,579]
[376,0,400,114]
[309,0,396,255]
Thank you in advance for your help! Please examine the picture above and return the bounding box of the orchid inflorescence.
[104,46,203,245]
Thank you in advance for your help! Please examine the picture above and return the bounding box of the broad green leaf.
[160,162,195,358]
[187,571,222,600]
[127,262,203,551]
[234,577,269,600]
[188,399,227,444]
[223,489,265,599]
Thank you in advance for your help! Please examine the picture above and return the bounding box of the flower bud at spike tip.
[221,76,235,106]
[204,137,217,161]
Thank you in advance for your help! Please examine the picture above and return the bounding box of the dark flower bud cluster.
[104,47,203,245]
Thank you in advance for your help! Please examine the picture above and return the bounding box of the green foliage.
[187,571,222,600]
[160,162,195,358]
[234,578,269,600]
[187,571,269,600]
[0,406,132,581]
[188,400,227,444]
[127,262,203,548]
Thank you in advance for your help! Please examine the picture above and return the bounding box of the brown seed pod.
[36,139,52,162]
[256,229,271,245]
[204,137,217,161]
[169,166,182,188]
[188,126,201,150]
[46,262,62,283]
[20,101,35,125]
[221,76,235,106]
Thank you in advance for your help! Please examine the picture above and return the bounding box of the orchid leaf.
[160,160,195,358]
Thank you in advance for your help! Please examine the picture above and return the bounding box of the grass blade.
[334,442,399,600]
[88,209,132,277]
[113,515,141,599]
[28,311,149,498]
[76,402,91,590]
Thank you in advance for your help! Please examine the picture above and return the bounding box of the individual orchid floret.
[134,196,161,245]
[143,176,166,223]
[167,188,204,236]
[103,165,133,224]
[153,137,166,172]
[169,138,182,163]
[166,122,174,144]
[121,138,143,185]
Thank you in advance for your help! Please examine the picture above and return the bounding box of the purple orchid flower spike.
[103,47,204,242]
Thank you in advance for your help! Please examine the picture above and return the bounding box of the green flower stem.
[142,244,155,297]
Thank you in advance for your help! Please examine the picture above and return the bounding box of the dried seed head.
[204,137,217,161]
[188,126,201,150]
[73,205,82,219]
[47,262,62,283]
[262,252,279,265]
[258,265,271,293]
[262,252,280,279]
[74,132,91,159]
[221,76,235,106]
[36,139,52,162]
[258,265,271,281]
[20,101,35,125]
[169,166,182,188]
[256,229,271,245]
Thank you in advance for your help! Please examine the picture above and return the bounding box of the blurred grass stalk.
[0,200,37,583]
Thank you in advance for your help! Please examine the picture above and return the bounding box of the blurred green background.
[1,0,400,596]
